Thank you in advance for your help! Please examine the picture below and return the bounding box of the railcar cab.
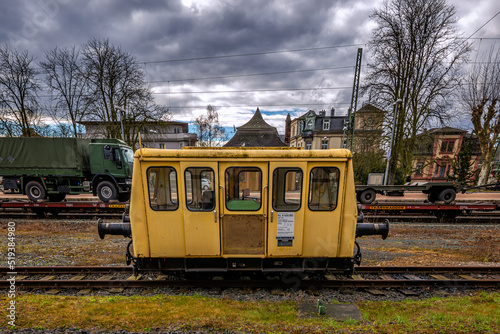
[99,147,388,274]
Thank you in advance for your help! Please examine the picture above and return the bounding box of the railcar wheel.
[26,181,46,202]
[359,189,376,204]
[97,181,118,203]
[438,188,456,204]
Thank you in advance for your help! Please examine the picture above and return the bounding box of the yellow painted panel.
[219,162,268,256]
[130,157,150,257]
[181,161,220,256]
[301,162,347,257]
[267,161,307,257]
[144,162,186,257]
[337,158,357,257]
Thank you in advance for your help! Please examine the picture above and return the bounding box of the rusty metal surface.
[222,214,265,255]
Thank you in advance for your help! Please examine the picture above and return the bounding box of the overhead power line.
[152,87,351,95]
[143,44,365,64]
[149,66,354,83]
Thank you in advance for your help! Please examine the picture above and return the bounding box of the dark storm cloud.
[0,0,498,131]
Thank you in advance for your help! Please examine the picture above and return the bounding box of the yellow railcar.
[99,147,388,273]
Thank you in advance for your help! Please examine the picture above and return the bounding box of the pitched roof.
[224,108,286,147]
[236,108,276,131]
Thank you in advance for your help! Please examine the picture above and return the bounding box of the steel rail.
[1,279,499,289]
[2,266,499,275]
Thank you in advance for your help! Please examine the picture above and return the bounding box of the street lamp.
[383,99,402,185]
[150,129,157,147]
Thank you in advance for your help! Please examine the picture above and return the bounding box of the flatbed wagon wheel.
[438,188,456,204]
[25,181,46,202]
[358,189,376,204]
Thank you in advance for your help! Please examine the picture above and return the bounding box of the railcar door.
[181,161,220,256]
[267,161,307,257]
[219,162,269,256]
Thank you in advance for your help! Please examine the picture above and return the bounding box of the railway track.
[2,266,499,290]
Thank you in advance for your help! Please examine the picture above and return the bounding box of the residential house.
[78,120,197,150]
[289,103,383,152]
[412,127,480,182]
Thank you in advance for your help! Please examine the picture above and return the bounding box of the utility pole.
[343,48,363,151]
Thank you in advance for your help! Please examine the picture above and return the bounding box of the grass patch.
[1,292,499,333]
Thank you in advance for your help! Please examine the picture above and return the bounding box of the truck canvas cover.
[0,138,91,176]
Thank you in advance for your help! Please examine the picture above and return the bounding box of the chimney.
[330,107,335,117]
[285,113,291,146]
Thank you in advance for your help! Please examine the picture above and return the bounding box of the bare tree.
[80,38,170,146]
[193,105,226,147]
[462,46,500,185]
[364,0,471,184]
[0,45,41,136]
[40,46,89,137]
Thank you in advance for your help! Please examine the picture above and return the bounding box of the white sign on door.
[277,212,295,239]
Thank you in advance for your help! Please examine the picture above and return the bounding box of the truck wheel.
[427,193,437,203]
[97,181,118,203]
[26,181,46,202]
[438,189,456,204]
[359,189,376,204]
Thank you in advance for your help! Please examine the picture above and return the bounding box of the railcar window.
[272,168,302,211]
[185,167,215,211]
[225,167,262,211]
[147,167,178,211]
[308,167,340,211]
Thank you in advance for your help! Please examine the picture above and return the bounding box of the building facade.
[412,127,480,182]
[289,104,383,152]
[289,108,345,150]
[78,120,197,150]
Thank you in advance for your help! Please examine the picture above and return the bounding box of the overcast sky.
[1,0,499,134]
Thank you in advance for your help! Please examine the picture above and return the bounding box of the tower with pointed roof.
[224,108,286,147]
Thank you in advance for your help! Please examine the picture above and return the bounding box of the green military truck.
[0,138,134,202]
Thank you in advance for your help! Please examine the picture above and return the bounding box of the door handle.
[271,210,274,222]
[214,210,217,222]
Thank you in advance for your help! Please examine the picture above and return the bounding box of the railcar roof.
[134,147,353,160]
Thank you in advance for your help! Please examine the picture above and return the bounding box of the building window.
[416,162,424,175]
[323,119,330,130]
[160,144,165,149]
[440,140,455,153]
[174,127,181,134]
[321,139,328,149]
[305,142,312,150]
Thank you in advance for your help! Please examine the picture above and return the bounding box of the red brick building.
[411,127,480,182]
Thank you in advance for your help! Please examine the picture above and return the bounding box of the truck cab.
[89,139,134,202]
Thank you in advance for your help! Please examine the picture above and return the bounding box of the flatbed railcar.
[98,147,388,274]
[361,202,498,220]
[0,200,126,217]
